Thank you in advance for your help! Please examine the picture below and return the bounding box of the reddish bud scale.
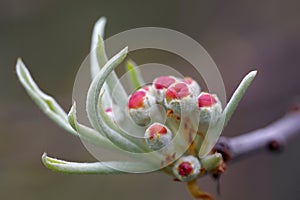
[143,86,150,91]
[178,161,193,176]
[149,124,167,139]
[184,77,193,85]
[198,93,217,108]
[165,83,189,102]
[128,91,146,109]
[154,76,176,90]
[105,108,112,113]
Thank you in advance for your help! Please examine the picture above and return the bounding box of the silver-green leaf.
[42,153,150,174]
[16,58,77,137]
[86,47,144,153]
[223,70,257,126]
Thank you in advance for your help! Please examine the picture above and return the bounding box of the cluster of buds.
[125,75,223,181]
[127,75,222,127]
[16,16,257,200]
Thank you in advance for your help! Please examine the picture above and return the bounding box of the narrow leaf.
[126,59,146,90]
[98,93,148,151]
[97,38,128,108]
[90,17,107,79]
[86,47,144,153]
[90,17,128,108]
[42,153,150,174]
[68,103,115,150]
[223,70,257,126]
[90,17,111,109]
[16,58,77,136]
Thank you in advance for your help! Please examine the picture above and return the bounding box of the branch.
[215,110,300,162]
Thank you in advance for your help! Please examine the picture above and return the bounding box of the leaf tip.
[93,16,107,40]
[16,57,24,72]
[67,102,77,130]
[41,152,48,166]
[248,70,258,78]
[95,16,107,28]
[125,59,134,70]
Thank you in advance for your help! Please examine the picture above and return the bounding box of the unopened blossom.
[144,122,173,150]
[183,77,201,96]
[173,155,201,182]
[127,88,156,126]
[197,92,222,132]
[164,82,197,117]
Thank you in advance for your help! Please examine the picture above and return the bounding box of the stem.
[187,180,215,200]
[215,111,300,161]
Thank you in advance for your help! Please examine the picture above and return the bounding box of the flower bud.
[144,123,173,150]
[104,106,124,123]
[197,92,222,132]
[105,107,113,115]
[173,155,201,182]
[200,153,222,172]
[153,76,177,102]
[164,82,197,117]
[183,77,201,96]
[128,88,156,126]
[142,85,152,92]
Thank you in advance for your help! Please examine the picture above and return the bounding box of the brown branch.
[214,110,300,162]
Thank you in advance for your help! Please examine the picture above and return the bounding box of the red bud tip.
[165,83,189,101]
[143,86,150,91]
[149,124,167,139]
[198,93,217,108]
[154,76,176,90]
[184,77,193,85]
[178,161,193,176]
[128,91,146,109]
[105,108,112,113]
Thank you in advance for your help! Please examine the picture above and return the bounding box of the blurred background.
[1,0,300,199]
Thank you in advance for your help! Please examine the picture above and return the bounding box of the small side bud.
[128,88,156,126]
[183,77,201,96]
[142,85,153,92]
[104,106,124,123]
[200,153,222,172]
[153,76,177,102]
[197,92,222,132]
[173,156,201,182]
[165,82,197,117]
[144,123,173,150]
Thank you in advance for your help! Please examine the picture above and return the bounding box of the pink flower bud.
[165,82,190,102]
[197,92,222,132]
[144,122,173,150]
[154,76,177,90]
[164,82,197,117]
[183,77,201,96]
[198,93,217,108]
[128,88,156,126]
[104,106,124,123]
[105,107,113,117]
[128,90,146,109]
[173,155,201,182]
